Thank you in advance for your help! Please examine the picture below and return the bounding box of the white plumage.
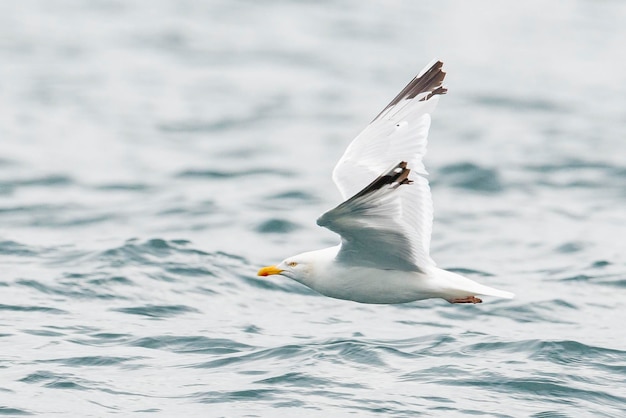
[258,60,514,305]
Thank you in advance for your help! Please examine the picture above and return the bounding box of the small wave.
[87,276,134,286]
[38,356,141,367]
[0,240,38,256]
[111,304,199,318]
[471,94,567,113]
[0,204,116,228]
[438,374,626,408]
[529,340,626,370]
[484,300,577,324]
[256,218,300,234]
[22,329,64,337]
[556,270,626,289]
[193,388,277,405]
[0,406,33,416]
[128,335,253,355]
[599,279,626,288]
[554,242,585,254]
[267,190,318,202]
[94,183,152,192]
[188,336,441,373]
[0,203,62,215]
[96,238,210,267]
[591,260,611,268]
[436,162,502,193]
[0,303,67,314]
[457,338,626,378]
[70,333,132,347]
[525,160,626,190]
[20,370,83,385]
[158,98,286,134]
[526,160,625,174]
[158,113,267,134]
[175,167,293,179]
[189,344,315,370]
[254,371,338,390]
[15,278,125,301]
[0,174,73,188]
[85,240,250,298]
[532,412,570,418]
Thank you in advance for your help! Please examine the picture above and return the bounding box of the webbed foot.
[449,296,482,304]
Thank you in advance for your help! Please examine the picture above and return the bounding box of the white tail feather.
[431,267,515,300]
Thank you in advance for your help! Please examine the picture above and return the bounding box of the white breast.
[310,262,442,304]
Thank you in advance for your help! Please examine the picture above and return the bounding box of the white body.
[285,246,513,304]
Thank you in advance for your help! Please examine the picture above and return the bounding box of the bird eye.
[288,261,298,267]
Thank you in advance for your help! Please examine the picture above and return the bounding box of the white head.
[257,246,342,286]
[257,253,314,285]
[258,246,340,289]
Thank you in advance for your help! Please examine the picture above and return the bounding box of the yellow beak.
[257,265,284,277]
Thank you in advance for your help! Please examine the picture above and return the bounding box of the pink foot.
[449,296,482,304]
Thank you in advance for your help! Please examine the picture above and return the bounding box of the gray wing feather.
[317,162,422,272]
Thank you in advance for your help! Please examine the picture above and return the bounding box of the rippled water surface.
[2,1,626,416]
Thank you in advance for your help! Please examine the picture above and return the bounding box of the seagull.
[258,60,514,304]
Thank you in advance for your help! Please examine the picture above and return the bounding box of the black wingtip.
[350,161,412,201]
[318,161,413,227]
[373,60,447,121]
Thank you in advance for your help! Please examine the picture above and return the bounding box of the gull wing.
[327,60,447,269]
[318,162,424,271]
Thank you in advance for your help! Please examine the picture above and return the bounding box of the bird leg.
[449,296,482,304]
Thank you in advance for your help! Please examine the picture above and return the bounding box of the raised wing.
[327,60,447,269]
[332,60,447,199]
[318,162,422,271]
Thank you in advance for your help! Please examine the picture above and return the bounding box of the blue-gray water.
[2,1,626,416]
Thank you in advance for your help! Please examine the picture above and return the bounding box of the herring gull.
[258,60,514,304]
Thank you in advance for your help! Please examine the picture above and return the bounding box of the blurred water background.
[1,1,626,416]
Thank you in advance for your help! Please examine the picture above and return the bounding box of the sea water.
[1,1,625,416]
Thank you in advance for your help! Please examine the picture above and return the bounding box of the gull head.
[257,247,337,285]
[257,256,311,282]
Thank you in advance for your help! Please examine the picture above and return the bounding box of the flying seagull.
[258,60,514,304]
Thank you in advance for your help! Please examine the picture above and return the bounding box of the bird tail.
[432,267,515,300]
[468,282,515,299]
